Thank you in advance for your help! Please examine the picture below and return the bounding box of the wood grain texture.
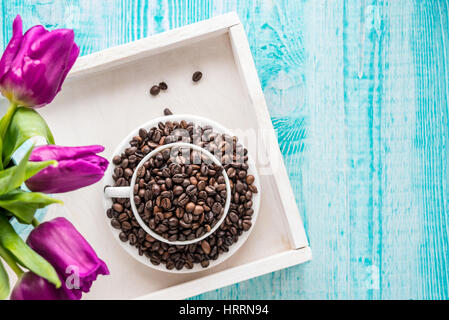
[1,0,448,299]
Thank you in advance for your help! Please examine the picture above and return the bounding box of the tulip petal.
[57,42,80,92]
[26,29,75,106]
[0,24,48,106]
[11,25,48,67]
[0,15,23,81]
[29,145,105,162]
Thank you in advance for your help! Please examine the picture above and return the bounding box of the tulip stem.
[0,245,24,277]
[31,218,40,228]
[0,102,18,140]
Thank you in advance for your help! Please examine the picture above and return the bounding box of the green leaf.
[0,215,60,287]
[0,145,56,196]
[0,190,62,224]
[0,136,3,171]
[2,107,55,167]
[0,259,9,300]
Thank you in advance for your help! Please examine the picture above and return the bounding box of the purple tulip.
[23,217,109,300]
[25,145,109,194]
[11,272,77,300]
[0,15,79,108]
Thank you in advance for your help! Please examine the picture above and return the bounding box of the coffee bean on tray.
[159,82,168,90]
[192,71,203,82]
[107,117,256,270]
[150,85,160,96]
[163,108,173,116]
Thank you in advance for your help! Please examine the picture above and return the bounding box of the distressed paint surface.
[1,0,448,299]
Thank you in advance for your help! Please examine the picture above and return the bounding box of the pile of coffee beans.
[132,145,227,242]
[107,116,257,270]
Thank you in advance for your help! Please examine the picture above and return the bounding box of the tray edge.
[136,246,312,300]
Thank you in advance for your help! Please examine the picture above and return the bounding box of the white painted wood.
[35,14,311,299]
[137,247,312,300]
[69,12,240,78]
[229,24,309,249]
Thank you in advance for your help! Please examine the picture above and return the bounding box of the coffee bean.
[122,221,132,231]
[173,185,184,196]
[197,180,206,191]
[192,71,203,82]
[152,130,162,143]
[150,85,160,96]
[172,174,184,184]
[201,240,211,255]
[112,203,124,213]
[186,202,195,213]
[195,227,204,238]
[165,177,173,189]
[186,185,197,197]
[246,175,255,185]
[161,190,172,198]
[126,147,137,156]
[212,202,222,215]
[229,211,239,223]
[112,155,122,165]
[152,184,161,196]
[159,82,168,90]
[168,217,178,227]
[128,233,137,245]
[179,220,191,229]
[106,209,114,218]
[120,159,129,169]
[205,186,216,195]
[163,108,173,116]
[235,180,245,193]
[124,168,133,178]
[111,218,121,229]
[242,220,252,231]
[165,260,174,270]
[118,213,128,222]
[227,167,236,178]
[248,184,258,193]
[185,260,194,269]
[178,193,189,206]
[201,260,209,268]
[161,198,172,210]
[193,205,204,215]
[119,232,128,242]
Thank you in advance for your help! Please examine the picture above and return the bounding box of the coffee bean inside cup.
[107,119,257,270]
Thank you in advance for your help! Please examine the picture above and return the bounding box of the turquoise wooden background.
[1,0,448,299]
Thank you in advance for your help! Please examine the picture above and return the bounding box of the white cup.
[103,114,261,273]
[104,142,231,246]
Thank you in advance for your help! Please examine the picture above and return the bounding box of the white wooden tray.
[21,12,310,299]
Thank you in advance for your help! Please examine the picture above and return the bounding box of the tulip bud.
[10,272,76,300]
[0,15,79,108]
[25,145,109,194]
[25,217,109,300]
